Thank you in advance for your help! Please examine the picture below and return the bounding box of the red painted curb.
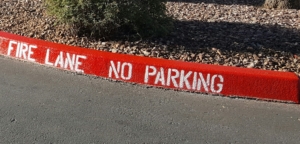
[0,31,299,103]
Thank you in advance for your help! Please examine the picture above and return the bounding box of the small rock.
[111,49,117,53]
[141,50,150,56]
[10,118,16,122]
[247,62,255,68]
[190,53,196,58]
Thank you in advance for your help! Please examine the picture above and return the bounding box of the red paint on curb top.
[0,31,299,103]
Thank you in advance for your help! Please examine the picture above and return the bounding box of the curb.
[0,31,299,103]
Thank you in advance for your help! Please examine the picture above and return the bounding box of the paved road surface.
[0,55,300,143]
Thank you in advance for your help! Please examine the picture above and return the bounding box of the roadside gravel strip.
[1,0,300,75]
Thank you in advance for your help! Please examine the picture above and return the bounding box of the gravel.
[1,0,300,75]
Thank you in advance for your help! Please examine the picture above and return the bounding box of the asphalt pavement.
[0,55,300,144]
